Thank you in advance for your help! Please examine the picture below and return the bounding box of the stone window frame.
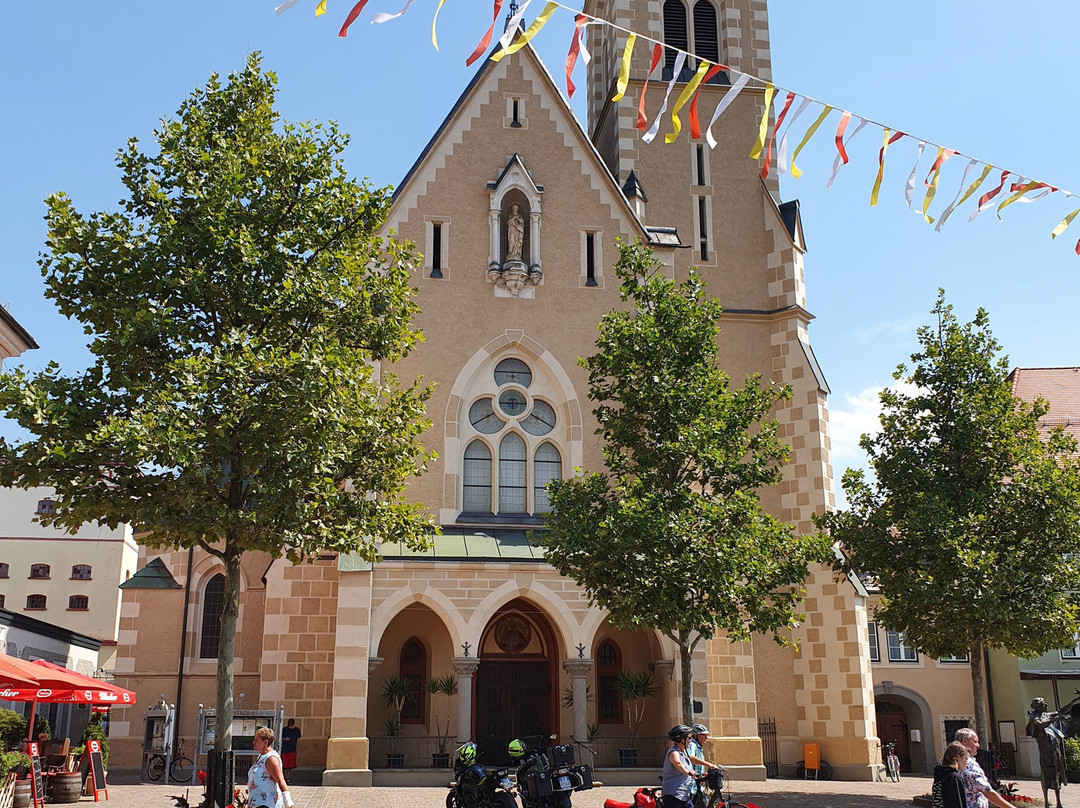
[580,229,604,289]
[425,217,449,280]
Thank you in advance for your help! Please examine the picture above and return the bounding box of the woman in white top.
[248,727,294,808]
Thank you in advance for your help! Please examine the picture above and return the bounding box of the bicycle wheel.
[147,754,166,781]
[171,755,195,783]
[818,760,833,780]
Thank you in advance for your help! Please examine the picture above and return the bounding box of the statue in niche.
[506,203,525,262]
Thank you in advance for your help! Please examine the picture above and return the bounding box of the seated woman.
[933,742,970,808]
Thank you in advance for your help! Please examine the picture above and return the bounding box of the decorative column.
[489,210,502,272]
[452,657,480,743]
[562,659,594,742]
[529,211,542,273]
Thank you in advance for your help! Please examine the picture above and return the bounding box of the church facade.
[109,0,882,784]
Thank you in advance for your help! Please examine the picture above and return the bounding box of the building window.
[400,639,426,723]
[199,574,227,659]
[29,564,50,580]
[71,564,92,581]
[692,1,720,66]
[597,640,622,723]
[867,621,879,663]
[886,630,918,662]
[26,594,46,611]
[463,440,493,513]
[662,0,690,79]
[533,443,562,514]
[499,433,527,513]
[0,594,5,608]
[1061,641,1080,660]
[697,196,709,261]
[585,233,598,287]
[0,563,8,579]
[495,358,532,388]
[696,144,707,186]
[939,654,969,664]
[68,595,89,611]
[427,220,447,279]
[35,499,56,516]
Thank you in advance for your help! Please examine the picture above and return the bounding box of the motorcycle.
[509,735,593,808]
[447,742,517,808]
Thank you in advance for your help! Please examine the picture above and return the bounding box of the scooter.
[509,735,593,808]
[447,743,517,808]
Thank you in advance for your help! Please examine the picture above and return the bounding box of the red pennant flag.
[833,110,853,165]
[636,44,663,131]
[564,14,587,98]
[760,90,795,179]
[466,0,505,67]
[338,0,371,36]
[688,64,726,139]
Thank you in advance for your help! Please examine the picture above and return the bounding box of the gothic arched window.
[464,440,493,513]
[663,0,689,78]
[533,443,562,513]
[597,640,622,723]
[693,1,720,64]
[499,434,527,513]
[400,638,426,723]
[199,574,226,659]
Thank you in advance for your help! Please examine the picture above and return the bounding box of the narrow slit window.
[586,232,597,286]
[511,99,522,127]
[696,145,706,186]
[698,197,709,261]
[431,223,443,278]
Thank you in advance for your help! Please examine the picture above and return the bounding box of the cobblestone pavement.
[81,775,1057,808]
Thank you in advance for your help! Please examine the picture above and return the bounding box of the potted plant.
[1065,737,1080,783]
[426,674,458,768]
[380,675,413,768]
[617,668,658,767]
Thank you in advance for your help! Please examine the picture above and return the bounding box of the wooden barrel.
[13,779,32,808]
[49,773,82,804]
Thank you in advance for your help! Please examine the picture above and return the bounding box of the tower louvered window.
[693,1,719,63]
[663,0,689,78]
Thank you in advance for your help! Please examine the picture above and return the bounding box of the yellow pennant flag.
[996,180,1051,220]
[611,33,636,102]
[789,105,833,179]
[492,2,559,61]
[315,0,327,15]
[665,60,711,144]
[1052,207,1080,239]
[920,147,950,224]
[431,0,450,50]
[748,83,775,160]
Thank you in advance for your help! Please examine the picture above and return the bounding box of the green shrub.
[0,710,26,751]
[0,751,31,781]
[81,714,108,768]
[1065,737,1080,771]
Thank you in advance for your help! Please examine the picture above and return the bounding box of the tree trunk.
[679,629,694,725]
[969,637,990,744]
[215,545,242,753]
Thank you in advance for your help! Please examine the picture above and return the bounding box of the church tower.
[582,0,881,779]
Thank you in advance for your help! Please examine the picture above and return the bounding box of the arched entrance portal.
[874,684,935,774]
[475,598,560,764]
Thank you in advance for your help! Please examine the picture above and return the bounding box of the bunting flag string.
[665,59,712,145]
[564,13,588,98]
[492,1,557,61]
[776,97,812,176]
[934,161,990,232]
[637,44,664,131]
[871,129,904,207]
[611,33,635,102]
[642,51,685,144]
[704,72,750,149]
[464,0,504,66]
[759,90,795,179]
[689,64,727,140]
[301,0,1080,254]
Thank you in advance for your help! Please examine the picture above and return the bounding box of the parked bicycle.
[147,737,194,783]
[880,742,900,783]
[793,758,832,780]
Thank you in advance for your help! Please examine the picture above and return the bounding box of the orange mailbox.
[803,742,821,772]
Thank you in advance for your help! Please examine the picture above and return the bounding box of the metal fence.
[368,735,669,769]
[758,718,778,778]
[370,736,456,769]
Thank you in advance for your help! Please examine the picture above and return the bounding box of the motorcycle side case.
[572,765,593,790]
[523,770,554,796]
[550,745,575,767]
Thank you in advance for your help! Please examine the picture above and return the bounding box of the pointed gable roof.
[387,39,659,243]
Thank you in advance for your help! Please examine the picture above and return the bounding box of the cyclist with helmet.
[662,725,696,808]
[687,724,723,808]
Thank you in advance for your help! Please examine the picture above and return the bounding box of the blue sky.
[2,1,1078,496]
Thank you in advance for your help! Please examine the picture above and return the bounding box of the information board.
[26,743,44,808]
[86,739,108,802]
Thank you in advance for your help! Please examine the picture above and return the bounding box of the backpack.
[634,787,661,808]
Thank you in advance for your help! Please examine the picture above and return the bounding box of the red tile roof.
[1008,367,1080,449]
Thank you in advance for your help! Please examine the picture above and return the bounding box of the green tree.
[820,291,1080,744]
[0,54,435,754]
[541,239,831,723]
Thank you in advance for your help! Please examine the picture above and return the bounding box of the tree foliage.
[541,239,830,722]
[0,54,435,750]
[820,291,1080,742]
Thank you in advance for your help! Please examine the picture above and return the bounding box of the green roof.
[379,528,545,560]
[119,557,183,589]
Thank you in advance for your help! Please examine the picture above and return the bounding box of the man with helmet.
[687,724,723,808]
[661,725,697,808]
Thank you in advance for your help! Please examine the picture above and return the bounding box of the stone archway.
[874,683,935,774]
[475,598,560,764]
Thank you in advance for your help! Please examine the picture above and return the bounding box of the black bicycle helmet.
[690,723,709,736]
[668,724,693,742]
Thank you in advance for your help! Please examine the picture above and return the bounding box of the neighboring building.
[110,0,883,784]
[0,486,140,674]
[0,606,103,743]
[0,303,37,364]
